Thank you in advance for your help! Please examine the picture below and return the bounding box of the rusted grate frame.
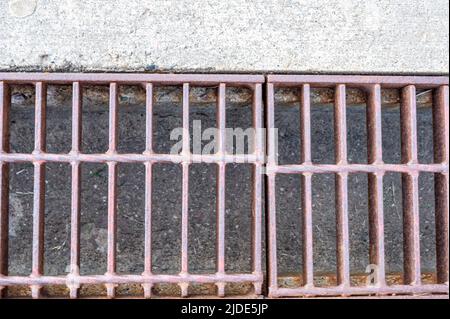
[0,73,265,298]
[0,73,448,299]
[266,75,449,298]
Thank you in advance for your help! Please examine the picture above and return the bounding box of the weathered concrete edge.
[2,1,447,74]
[1,67,449,76]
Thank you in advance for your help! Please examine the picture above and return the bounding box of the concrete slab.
[1,0,448,74]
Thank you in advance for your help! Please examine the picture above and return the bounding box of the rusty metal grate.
[0,73,449,299]
[266,75,449,298]
[0,73,265,298]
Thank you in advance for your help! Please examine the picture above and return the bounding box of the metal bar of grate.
[401,85,421,286]
[266,74,449,298]
[334,84,350,288]
[266,83,278,295]
[433,85,449,285]
[216,83,226,297]
[106,83,119,298]
[68,82,82,298]
[143,82,154,298]
[0,73,265,299]
[251,83,263,295]
[0,81,10,299]
[180,83,190,298]
[300,84,313,288]
[31,82,47,299]
[367,84,386,287]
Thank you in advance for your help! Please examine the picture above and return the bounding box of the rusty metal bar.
[69,82,82,298]
[0,82,10,154]
[268,163,447,174]
[301,173,313,287]
[367,85,383,164]
[266,82,277,290]
[300,84,312,164]
[335,172,350,287]
[31,161,45,299]
[0,273,262,286]
[143,83,154,298]
[401,86,419,164]
[433,85,449,284]
[71,82,82,154]
[1,151,444,171]
[145,83,154,154]
[69,163,81,298]
[181,83,190,158]
[108,83,118,154]
[0,73,265,85]
[0,274,441,297]
[401,85,421,286]
[266,83,278,296]
[334,84,350,287]
[143,162,153,298]
[0,152,445,172]
[366,84,386,287]
[267,75,448,88]
[252,83,263,295]
[334,84,348,164]
[0,81,10,299]
[0,162,8,299]
[106,162,118,298]
[216,162,226,297]
[0,153,263,164]
[216,83,226,297]
[180,83,190,298]
[271,284,449,298]
[31,82,47,299]
[367,172,386,286]
[33,82,47,153]
[300,84,313,287]
[106,83,119,298]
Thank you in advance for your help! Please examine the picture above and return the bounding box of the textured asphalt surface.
[7,99,437,278]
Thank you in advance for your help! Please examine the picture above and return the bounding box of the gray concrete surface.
[1,0,448,74]
[7,95,438,279]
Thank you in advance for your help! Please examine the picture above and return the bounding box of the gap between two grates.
[0,73,448,299]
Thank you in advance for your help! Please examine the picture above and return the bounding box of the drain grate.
[0,73,448,299]
[0,73,265,298]
[266,75,449,298]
